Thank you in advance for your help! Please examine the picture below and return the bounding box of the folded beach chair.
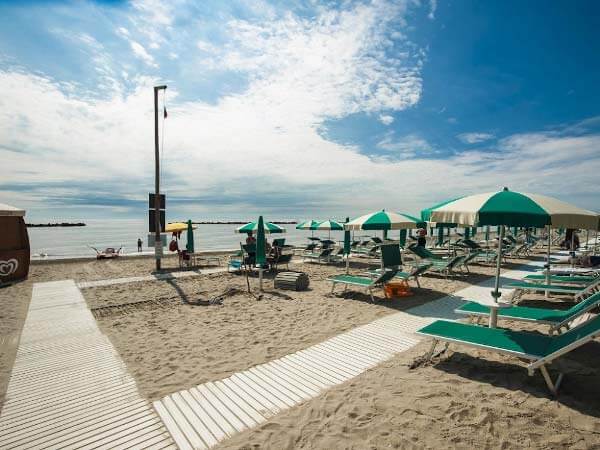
[327,269,398,302]
[416,315,600,395]
[505,277,600,300]
[303,247,334,263]
[455,291,600,334]
[523,274,597,285]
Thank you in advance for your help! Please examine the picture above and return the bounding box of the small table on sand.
[472,297,513,328]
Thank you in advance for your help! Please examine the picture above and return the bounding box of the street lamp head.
[154,85,167,90]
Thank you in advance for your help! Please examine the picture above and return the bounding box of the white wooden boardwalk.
[0,280,175,449]
[153,261,542,449]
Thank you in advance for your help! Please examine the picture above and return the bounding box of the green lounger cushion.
[419,315,600,359]
[456,301,569,323]
[456,291,600,324]
[418,320,552,357]
[524,274,595,284]
[329,275,373,286]
[505,281,583,292]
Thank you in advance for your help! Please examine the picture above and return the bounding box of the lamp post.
[154,85,167,271]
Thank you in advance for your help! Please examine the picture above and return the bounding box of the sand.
[82,259,504,401]
[3,250,600,448]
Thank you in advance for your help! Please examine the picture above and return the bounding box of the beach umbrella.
[166,222,197,233]
[186,219,194,253]
[311,220,344,231]
[256,216,266,291]
[399,229,407,247]
[344,217,351,273]
[296,220,319,230]
[236,221,286,234]
[296,219,319,237]
[429,187,599,327]
[312,219,344,240]
[345,210,425,231]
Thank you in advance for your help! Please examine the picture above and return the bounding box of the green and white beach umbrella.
[427,187,599,328]
[311,220,344,230]
[428,188,598,229]
[296,220,319,230]
[345,210,425,231]
[236,221,286,234]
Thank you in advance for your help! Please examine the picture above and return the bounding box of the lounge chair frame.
[328,269,398,302]
[418,317,600,395]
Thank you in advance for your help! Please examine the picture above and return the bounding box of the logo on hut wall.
[0,259,18,277]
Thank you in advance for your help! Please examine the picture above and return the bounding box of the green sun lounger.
[524,274,596,285]
[327,269,398,302]
[455,291,600,334]
[366,263,432,288]
[417,315,600,395]
[505,278,600,300]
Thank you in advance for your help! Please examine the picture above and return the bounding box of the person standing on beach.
[417,229,427,247]
[137,238,143,252]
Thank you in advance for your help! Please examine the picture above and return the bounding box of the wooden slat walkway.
[154,261,543,449]
[0,280,175,449]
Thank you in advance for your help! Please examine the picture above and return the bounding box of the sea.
[28,219,348,260]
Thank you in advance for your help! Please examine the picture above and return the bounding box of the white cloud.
[129,41,158,67]
[2,1,599,218]
[428,0,437,19]
[376,132,433,158]
[379,114,394,125]
[458,132,495,144]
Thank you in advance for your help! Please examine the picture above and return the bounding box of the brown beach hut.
[0,203,30,286]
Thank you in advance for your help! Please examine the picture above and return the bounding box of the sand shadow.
[427,346,600,415]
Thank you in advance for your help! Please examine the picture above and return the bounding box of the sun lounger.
[366,263,432,288]
[523,274,597,285]
[427,255,466,278]
[417,315,600,395]
[455,292,600,334]
[327,269,398,302]
[505,278,600,300]
[303,247,334,263]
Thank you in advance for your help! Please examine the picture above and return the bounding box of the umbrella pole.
[545,225,552,299]
[259,268,263,292]
[489,225,505,328]
[570,232,576,268]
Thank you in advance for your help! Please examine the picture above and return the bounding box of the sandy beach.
[2,250,599,449]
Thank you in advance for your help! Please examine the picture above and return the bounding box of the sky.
[0,0,599,222]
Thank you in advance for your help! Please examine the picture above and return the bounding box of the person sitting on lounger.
[246,232,256,245]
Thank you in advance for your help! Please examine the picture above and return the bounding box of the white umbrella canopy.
[429,189,599,230]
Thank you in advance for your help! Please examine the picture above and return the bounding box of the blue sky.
[0,0,599,222]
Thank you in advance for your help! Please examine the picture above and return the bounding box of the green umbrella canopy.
[236,221,286,234]
[186,219,194,253]
[345,210,425,231]
[255,216,266,266]
[429,188,599,229]
[296,220,320,230]
[311,220,344,231]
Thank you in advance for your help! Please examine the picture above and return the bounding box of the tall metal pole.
[154,85,167,271]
